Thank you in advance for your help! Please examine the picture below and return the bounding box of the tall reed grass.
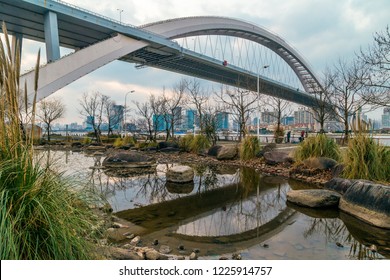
[0,23,99,259]
[342,134,390,182]
[240,136,261,160]
[294,134,341,162]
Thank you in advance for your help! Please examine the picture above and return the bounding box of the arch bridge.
[0,0,324,107]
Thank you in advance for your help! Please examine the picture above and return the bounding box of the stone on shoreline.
[339,181,390,229]
[324,178,355,194]
[302,157,338,170]
[166,165,194,183]
[102,151,155,168]
[263,151,293,165]
[287,189,341,208]
[216,145,238,160]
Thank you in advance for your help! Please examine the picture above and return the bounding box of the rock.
[106,228,127,242]
[145,248,169,260]
[324,178,355,194]
[157,141,179,150]
[159,147,181,153]
[189,252,198,260]
[257,143,277,157]
[263,151,293,165]
[339,181,390,229]
[159,245,172,254]
[232,253,242,260]
[166,165,194,183]
[208,145,222,157]
[216,145,238,160]
[302,157,338,170]
[287,189,341,208]
[102,151,155,168]
[219,257,229,260]
[165,181,194,194]
[336,242,344,248]
[108,247,143,260]
[152,239,159,246]
[130,236,141,246]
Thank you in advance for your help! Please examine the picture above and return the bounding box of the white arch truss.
[141,16,323,93]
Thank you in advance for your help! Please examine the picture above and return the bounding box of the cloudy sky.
[17,0,390,123]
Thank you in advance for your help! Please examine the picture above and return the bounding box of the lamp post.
[123,90,135,137]
[117,9,124,24]
[257,65,270,140]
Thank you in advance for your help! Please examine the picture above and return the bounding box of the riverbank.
[88,143,335,260]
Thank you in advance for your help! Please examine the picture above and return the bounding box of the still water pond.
[47,150,390,260]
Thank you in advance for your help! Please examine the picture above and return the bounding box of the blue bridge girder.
[0,0,324,108]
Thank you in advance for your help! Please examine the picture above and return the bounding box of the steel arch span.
[141,16,323,94]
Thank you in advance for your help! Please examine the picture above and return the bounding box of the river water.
[42,150,390,260]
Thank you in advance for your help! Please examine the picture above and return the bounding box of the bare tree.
[79,92,104,144]
[101,95,120,137]
[215,85,260,141]
[328,59,372,142]
[308,71,335,133]
[133,94,155,141]
[184,78,209,132]
[37,97,65,142]
[149,94,164,141]
[358,26,390,107]
[160,81,185,140]
[265,96,291,142]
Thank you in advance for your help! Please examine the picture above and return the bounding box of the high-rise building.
[294,108,314,126]
[216,112,229,130]
[186,109,197,130]
[382,108,390,128]
[111,104,124,131]
[261,111,277,124]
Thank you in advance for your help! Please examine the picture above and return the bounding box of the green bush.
[342,134,390,182]
[190,134,211,153]
[83,137,92,145]
[179,134,194,152]
[113,138,123,147]
[240,136,261,160]
[294,134,341,162]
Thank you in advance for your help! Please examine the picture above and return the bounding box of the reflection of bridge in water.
[116,176,297,256]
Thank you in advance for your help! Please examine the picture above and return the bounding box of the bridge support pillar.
[11,33,23,61]
[44,11,60,62]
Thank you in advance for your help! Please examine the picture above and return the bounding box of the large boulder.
[157,141,179,150]
[216,145,238,160]
[302,157,338,170]
[287,189,341,208]
[339,181,390,229]
[257,143,277,157]
[102,151,155,168]
[208,145,222,157]
[166,165,194,183]
[324,177,355,194]
[263,151,293,165]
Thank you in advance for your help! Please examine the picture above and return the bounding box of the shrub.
[274,127,285,143]
[113,138,123,148]
[190,134,211,153]
[240,136,261,160]
[83,136,92,145]
[294,134,341,162]
[179,134,194,152]
[342,134,390,182]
